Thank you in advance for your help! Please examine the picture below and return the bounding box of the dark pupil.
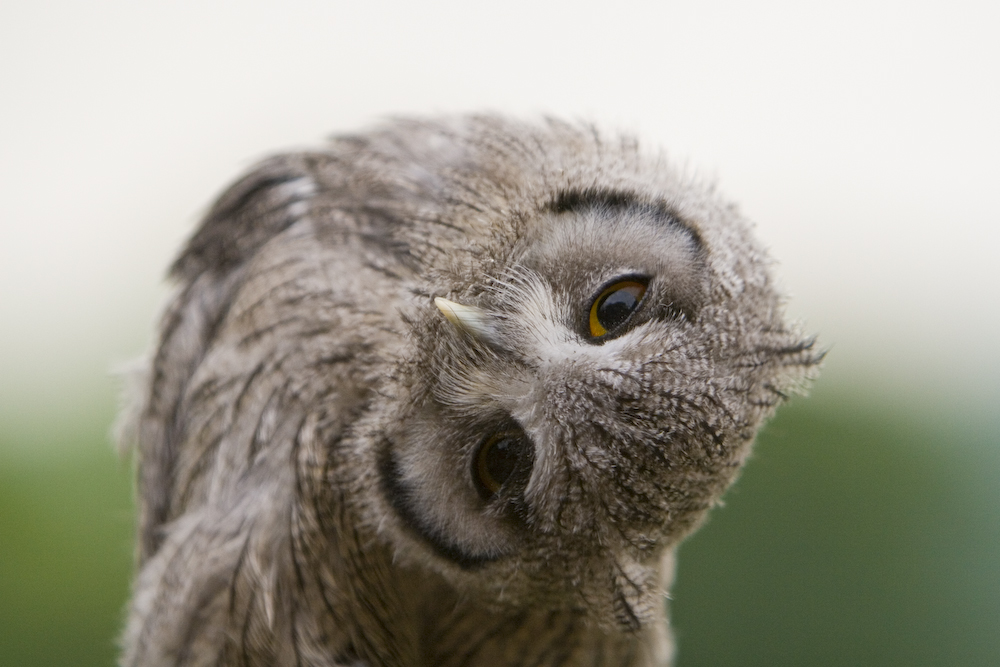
[597,286,642,330]
[484,436,520,488]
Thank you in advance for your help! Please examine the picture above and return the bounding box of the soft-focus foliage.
[673,386,1000,666]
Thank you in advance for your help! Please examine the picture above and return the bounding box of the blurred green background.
[2,377,997,666]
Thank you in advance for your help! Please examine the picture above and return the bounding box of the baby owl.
[120,115,820,666]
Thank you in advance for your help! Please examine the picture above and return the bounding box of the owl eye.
[588,278,648,338]
[474,429,529,498]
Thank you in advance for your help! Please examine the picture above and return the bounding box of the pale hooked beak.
[434,297,496,341]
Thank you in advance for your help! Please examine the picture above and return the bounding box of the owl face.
[372,190,772,630]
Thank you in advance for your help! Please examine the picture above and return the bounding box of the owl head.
[334,117,821,634]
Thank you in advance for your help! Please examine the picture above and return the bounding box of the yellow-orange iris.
[476,431,519,495]
[588,280,647,338]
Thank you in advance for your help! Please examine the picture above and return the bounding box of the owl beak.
[434,297,495,342]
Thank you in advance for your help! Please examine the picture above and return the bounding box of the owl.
[118,115,820,666]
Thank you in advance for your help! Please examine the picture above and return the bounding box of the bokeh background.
[2,1,997,665]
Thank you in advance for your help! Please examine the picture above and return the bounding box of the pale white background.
[2,0,997,454]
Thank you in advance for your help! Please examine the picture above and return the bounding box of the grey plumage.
[119,115,820,666]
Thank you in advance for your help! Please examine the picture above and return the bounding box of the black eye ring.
[473,427,530,499]
[587,275,649,339]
